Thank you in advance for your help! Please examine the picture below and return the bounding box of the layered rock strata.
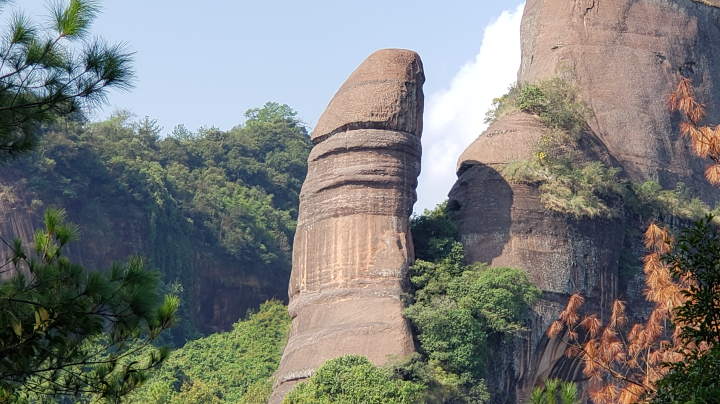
[269,49,424,404]
[450,0,720,401]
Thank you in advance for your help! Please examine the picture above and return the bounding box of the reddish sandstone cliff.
[450,0,720,401]
[269,49,424,404]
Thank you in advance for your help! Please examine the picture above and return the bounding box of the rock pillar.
[268,49,424,404]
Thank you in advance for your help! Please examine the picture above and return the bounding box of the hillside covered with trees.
[0,102,312,344]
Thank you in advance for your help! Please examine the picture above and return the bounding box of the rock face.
[269,49,424,404]
[519,0,720,198]
[0,177,284,337]
[450,0,720,402]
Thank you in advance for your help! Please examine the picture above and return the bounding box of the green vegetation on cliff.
[410,201,460,262]
[403,247,540,403]
[1,102,311,343]
[402,204,541,403]
[488,77,625,219]
[126,300,290,404]
[487,78,720,222]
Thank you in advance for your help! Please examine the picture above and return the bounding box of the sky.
[18,0,525,212]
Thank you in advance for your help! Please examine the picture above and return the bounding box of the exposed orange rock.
[269,49,424,403]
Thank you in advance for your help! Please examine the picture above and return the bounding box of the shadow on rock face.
[450,162,624,301]
[448,163,513,265]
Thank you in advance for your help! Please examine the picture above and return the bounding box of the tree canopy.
[126,300,290,404]
[282,356,426,404]
[1,100,311,342]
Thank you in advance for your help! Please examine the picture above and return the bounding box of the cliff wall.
[450,0,720,401]
[0,179,284,338]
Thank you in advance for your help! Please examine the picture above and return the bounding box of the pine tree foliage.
[0,208,178,403]
[651,217,720,404]
[528,378,581,404]
[547,222,701,404]
[0,0,134,159]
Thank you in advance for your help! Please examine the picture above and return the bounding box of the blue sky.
[18,0,525,211]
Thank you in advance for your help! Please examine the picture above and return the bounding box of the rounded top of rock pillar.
[312,48,425,143]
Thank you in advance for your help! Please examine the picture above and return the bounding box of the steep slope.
[449,0,720,401]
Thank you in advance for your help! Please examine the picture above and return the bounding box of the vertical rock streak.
[269,49,424,404]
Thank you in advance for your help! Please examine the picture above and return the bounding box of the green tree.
[0,0,134,159]
[0,208,178,403]
[528,379,580,404]
[650,216,720,404]
[405,256,540,382]
[282,355,426,404]
[169,381,223,404]
[403,242,540,403]
[410,201,459,262]
[127,301,290,404]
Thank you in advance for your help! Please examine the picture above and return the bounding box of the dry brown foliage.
[548,225,695,404]
[669,78,720,183]
[547,79,720,404]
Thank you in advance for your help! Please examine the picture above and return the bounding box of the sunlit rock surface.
[450,0,720,402]
[269,49,424,404]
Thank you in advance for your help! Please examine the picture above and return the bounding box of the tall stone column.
[268,49,424,404]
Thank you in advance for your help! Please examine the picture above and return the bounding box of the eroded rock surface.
[311,49,424,143]
[519,0,720,199]
[269,49,424,404]
[450,0,720,402]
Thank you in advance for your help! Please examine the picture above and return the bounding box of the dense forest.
[0,102,312,344]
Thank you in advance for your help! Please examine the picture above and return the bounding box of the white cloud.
[415,3,525,213]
